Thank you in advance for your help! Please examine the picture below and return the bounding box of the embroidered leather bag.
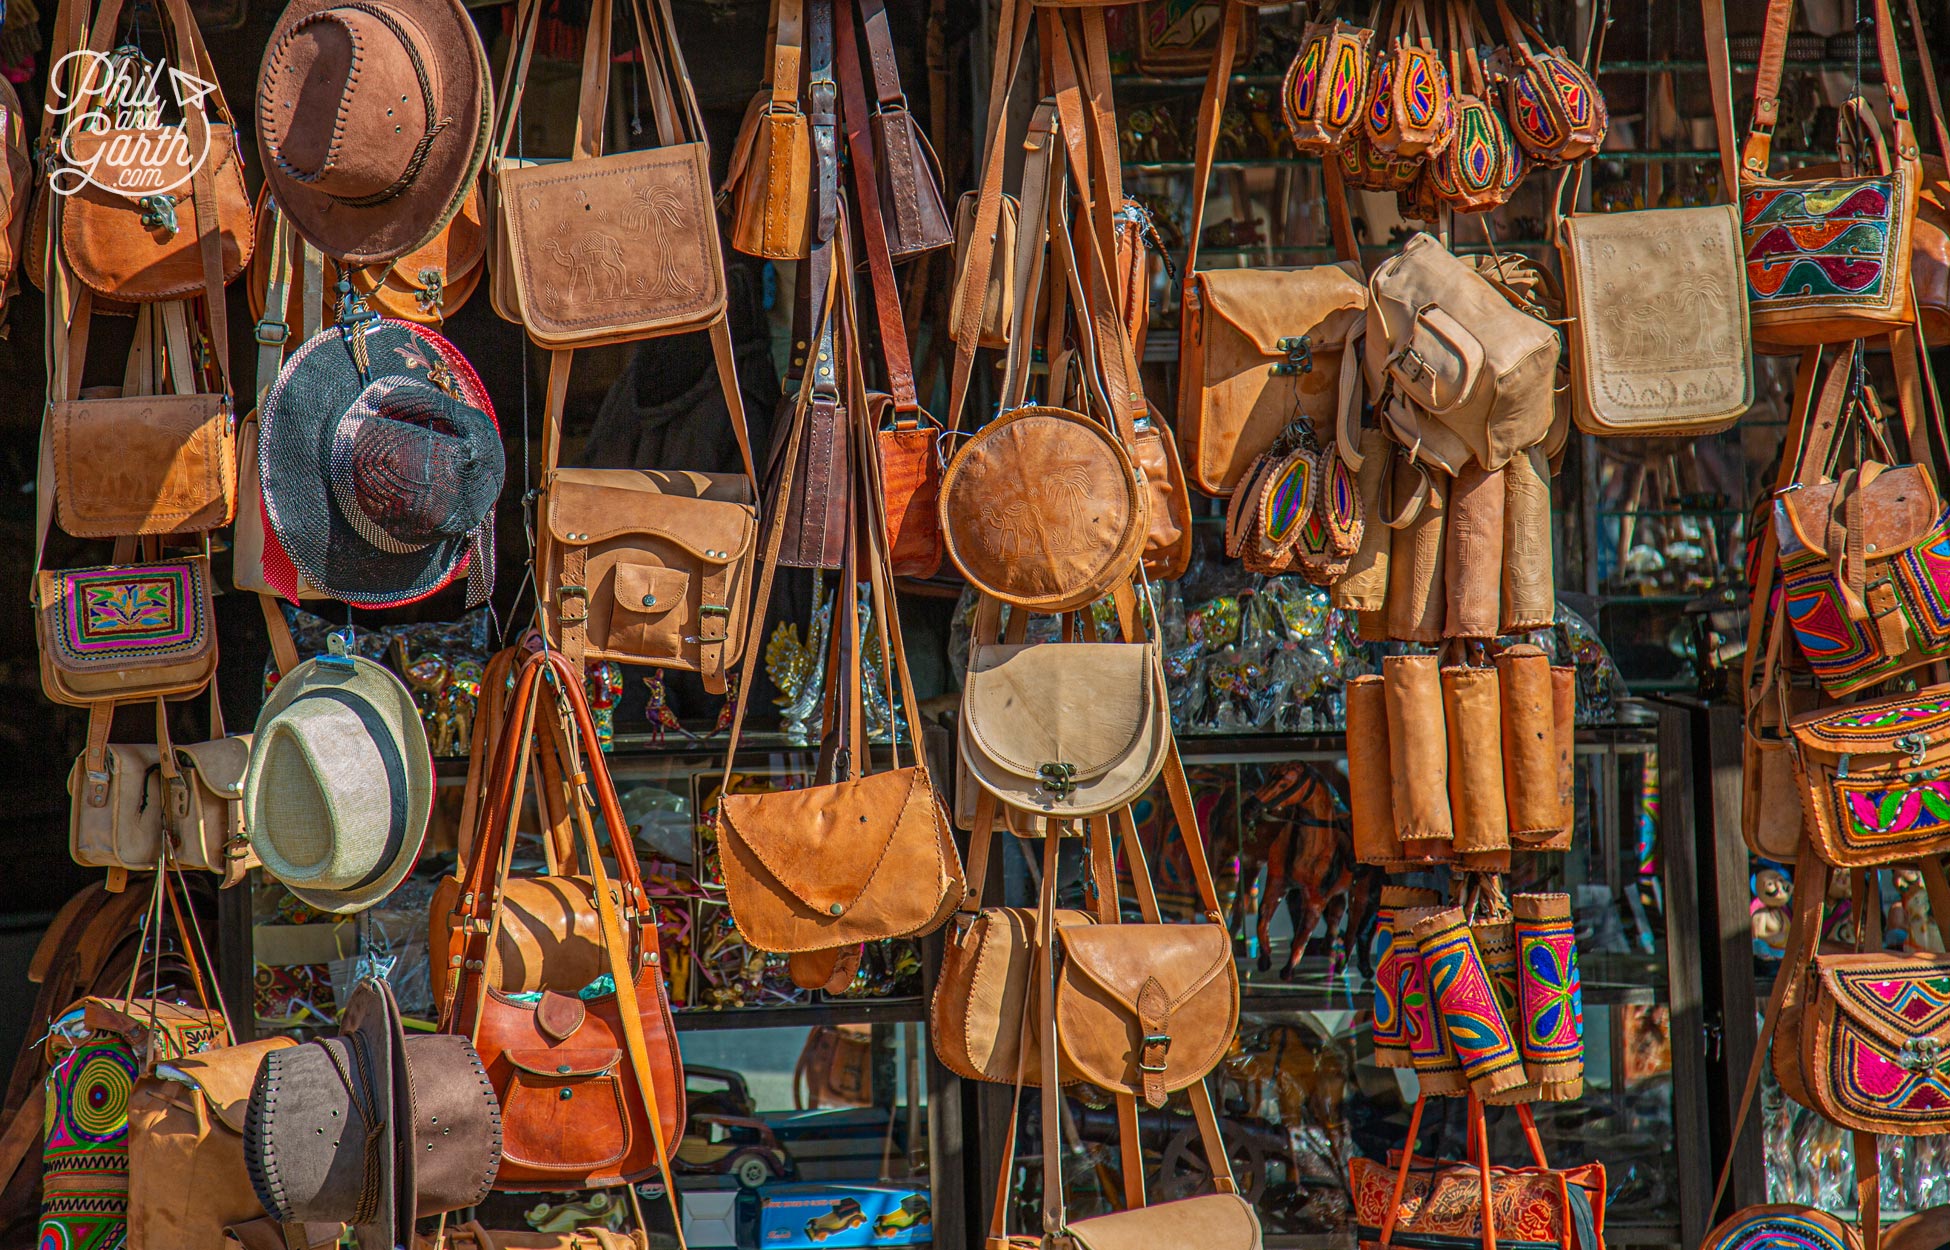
[1430,5,1524,215]
[1790,687,1950,869]
[1700,1207,1863,1250]
[1800,947,1950,1133]
[443,649,685,1195]
[1487,0,1607,166]
[1363,0,1456,158]
[1559,205,1753,437]
[1734,0,1919,348]
[36,557,217,708]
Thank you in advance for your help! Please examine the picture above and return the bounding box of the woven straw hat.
[244,640,432,915]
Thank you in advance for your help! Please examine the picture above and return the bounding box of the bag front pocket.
[498,1048,632,1175]
[600,563,692,661]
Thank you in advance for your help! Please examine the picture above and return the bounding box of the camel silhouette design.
[542,233,630,301]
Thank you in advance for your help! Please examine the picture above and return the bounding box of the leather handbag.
[951,190,1017,349]
[875,402,943,578]
[1350,1096,1606,1250]
[1701,1208,1863,1250]
[1487,0,1608,166]
[28,22,252,304]
[1134,412,1195,580]
[537,467,757,694]
[1282,16,1373,154]
[0,77,29,314]
[793,1024,874,1108]
[68,699,253,886]
[1052,918,1236,1107]
[724,0,814,260]
[1367,233,1561,474]
[36,556,218,708]
[126,1037,296,1250]
[443,648,686,1196]
[1731,0,1918,348]
[1133,0,1254,75]
[931,904,1093,1084]
[858,0,951,258]
[1363,0,1456,158]
[959,638,1169,821]
[1430,3,1523,215]
[939,109,1145,614]
[1559,205,1752,437]
[1179,5,1369,498]
[492,0,731,351]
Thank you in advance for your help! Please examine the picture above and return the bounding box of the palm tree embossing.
[621,173,699,301]
[976,461,1099,559]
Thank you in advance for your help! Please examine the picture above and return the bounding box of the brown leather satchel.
[724,0,814,260]
[794,1024,874,1108]
[951,189,1017,349]
[126,1037,295,1250]
[443,648,685,1197]
[29,0,252,302]
[68,697,252,886]
[1180,4,1368,498]
[858,0,951,258]
[492,0,730,351]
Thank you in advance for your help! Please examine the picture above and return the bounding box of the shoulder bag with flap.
[723,0,814,261]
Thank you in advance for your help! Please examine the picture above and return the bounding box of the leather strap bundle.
[440,648,687,1201]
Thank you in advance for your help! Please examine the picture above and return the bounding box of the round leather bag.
[938,406,1146,613]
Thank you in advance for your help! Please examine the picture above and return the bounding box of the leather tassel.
[1384,655,1454,849]
[1497,644,1562,842]
[1513,892,1584,1099]
[1502,446,1555,633]
[1387,460,1447,642]
[1411,906,1529,1099]
[1372,887,1440,1068]
[1444,461,1505,639]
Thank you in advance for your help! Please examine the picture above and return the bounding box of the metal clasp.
[1899,1037,1945,1072]
[253,318,290,347]
[1895,732,1931,768]
[1037,762,1078,799]
[1271,335,1313,376]
[137,194,179,236]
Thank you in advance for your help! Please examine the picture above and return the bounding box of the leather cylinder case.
[1384,655,1453,848]
[1547,665,1578,851]
[1442,665,1509,855]
[960,642,1169,820]
[1393,905,1466,1095]
[1502,446,1555,632]
[726,99,814,260]
[1332,429,1393,613]
[1497,644,1562,843]
[1387,462,1447,642]
[1411,906,1528,1100]
[1345,675,1400,866]
[127,1038,298,1250]
[1444,461,1505,639]
[1512,892,1583,1099]
[1371,886,1439,1067]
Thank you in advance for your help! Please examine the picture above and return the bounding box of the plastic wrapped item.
[695,903,809,1010]
[821,939,924,1000]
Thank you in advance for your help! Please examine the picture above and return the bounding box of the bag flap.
[163,1036,296,1133]
[963,643,1162,782]
[718,766,936,915]
[1193,264,1367,356]
[504,1047,621,1079]
[1814,953,1950,1053]
[545,470,756,561]
[180,734,251,801]
[1790,685,1950,760]
[1778,468,1941,561]
[1066,1194,1261,1250]
[60,124,240,191]
[1056,922,1233,1011]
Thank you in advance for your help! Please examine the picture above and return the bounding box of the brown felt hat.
[257,0,491,266]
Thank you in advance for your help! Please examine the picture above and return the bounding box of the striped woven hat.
[258,317,502,608]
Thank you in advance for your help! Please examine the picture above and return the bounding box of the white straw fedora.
[244,636,433,914]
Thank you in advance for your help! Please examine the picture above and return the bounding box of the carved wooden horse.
[1237,763,1382,980]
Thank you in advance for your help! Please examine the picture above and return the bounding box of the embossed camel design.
[542,233,630,301]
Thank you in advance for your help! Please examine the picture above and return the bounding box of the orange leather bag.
[440,649,685,1200]
[723,0,814,260]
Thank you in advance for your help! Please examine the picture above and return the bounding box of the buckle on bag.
[558,584,589,625]
[1138,1034,1172,1072]
[254,318,290,347]
[1272,335,1313,376]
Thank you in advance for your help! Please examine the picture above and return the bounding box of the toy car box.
[754,1183,931,1248]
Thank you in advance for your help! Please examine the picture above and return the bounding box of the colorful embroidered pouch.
[1791,685,1950,868]
[36,556,217,708]
[1349,1153,1606,1250]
